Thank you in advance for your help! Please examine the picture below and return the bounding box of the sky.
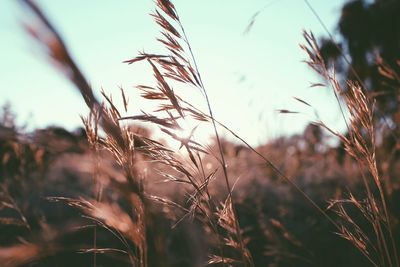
[0,0,348,146]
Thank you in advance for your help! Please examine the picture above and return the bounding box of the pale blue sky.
[0,0,347,145]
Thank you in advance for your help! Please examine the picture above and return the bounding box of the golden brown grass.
[0,0,398,267]
[302,30,399,267]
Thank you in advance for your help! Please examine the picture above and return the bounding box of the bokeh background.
[1,0,347,145]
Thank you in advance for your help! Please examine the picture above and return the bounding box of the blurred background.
[0,0,347,146]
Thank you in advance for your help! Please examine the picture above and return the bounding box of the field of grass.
[1,1,399,266]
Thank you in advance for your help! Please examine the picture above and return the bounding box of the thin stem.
[197,154,227,262]
[181,99,340,231]
[176,14,254,267]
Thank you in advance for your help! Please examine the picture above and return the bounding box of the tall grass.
[301,31,399,267]
[0,0,398,266]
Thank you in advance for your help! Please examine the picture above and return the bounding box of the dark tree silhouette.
[319,0,400,129]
